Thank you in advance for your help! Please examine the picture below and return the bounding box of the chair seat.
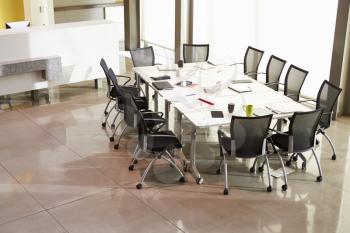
[147,131,182,152]
[270,134,289,151]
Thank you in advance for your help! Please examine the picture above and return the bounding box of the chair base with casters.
[136,147,186,190]
[270,133,323,183]
[217,114,278,195]
[318,128,337,160]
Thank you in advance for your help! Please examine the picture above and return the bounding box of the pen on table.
[198,98,215,105]
[186,93,196,96]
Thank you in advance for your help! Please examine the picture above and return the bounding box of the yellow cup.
[243,104,254,117]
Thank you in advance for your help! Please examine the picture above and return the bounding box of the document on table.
[228,84,252,93]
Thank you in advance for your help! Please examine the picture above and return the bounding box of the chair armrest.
[142,112,164,118]
[229,62,244,66]
[207,61,217,66]
[117,75,132,86]
[245,71,266,75]
[268,128,289,136]
[265,81,279,86]
[299,99,316,103]
[218,129,229,138]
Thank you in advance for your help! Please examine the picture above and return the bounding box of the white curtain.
[193,0,338,97]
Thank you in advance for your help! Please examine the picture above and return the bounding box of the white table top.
[134,62,311,128]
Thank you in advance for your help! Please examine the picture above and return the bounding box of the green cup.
[243,104,254,117]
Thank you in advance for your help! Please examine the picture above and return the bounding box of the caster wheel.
[196,177,203,185]
[266,186,272,192]
[136,183,142,189]
[216,169,221,175]
[285,160,291,167]
[183,165,188,172]
[128,165,134,171]
[332,154,336,160]
[133,159,138,165]
[302,162,306,170]
[293,156,298,161]
[101,122,106,128]
[179,176,185,183]
[114,144,119,149]
[104,111,108,115]
[249,167,255,173]
[111,124,115,128]
[258,166,264,172]
[109,137,114,142]
[317,176,323,182]
[223,188,229,195]
[282,184,288,191]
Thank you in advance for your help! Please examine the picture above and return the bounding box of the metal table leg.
[174,109,182,142]
[189,128,203,184]
[164,100,170,130]
[145,83,149,102]
[154,93,158,112]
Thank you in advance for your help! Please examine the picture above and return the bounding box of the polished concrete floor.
[0,82,350,233]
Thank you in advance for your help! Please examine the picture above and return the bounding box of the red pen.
[198,98,214,105]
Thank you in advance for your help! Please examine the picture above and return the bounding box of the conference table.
[133,62,311,184]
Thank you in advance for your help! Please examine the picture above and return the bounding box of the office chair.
[270,109,324,182]
[216,115,283,195]
[283,65,308,101]
[231,46,264,80]
[126,96,168,170]
[100,58,132,128]
[114,88,167,151]
[262,55,287,91]
[299,80,342,160]
[132,97,185,189]
[183,44,210,63]
[107,68,148,143]
[130,46,155,67]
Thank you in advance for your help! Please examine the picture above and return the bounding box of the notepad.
[231,79,253,84]
[157,64,178,71]
[211,111,224,118]
[151,75,171,81]
[152,81,174,90]
[228,85,252,93]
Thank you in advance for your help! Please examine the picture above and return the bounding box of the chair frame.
[270,109,324,182]
[216,115,286,195]
[264,55,287,91]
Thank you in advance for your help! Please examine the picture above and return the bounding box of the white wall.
[24,0,55,26]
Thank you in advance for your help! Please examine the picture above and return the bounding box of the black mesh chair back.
[130,98,148,150]
[100,58,111,87]
[266,55,287,91]
[130,46,155,67]
[230,115,272,157]
[289,109,323,152]
[316,80,342,129]
[244,46,264,80]
[123,96,137,128]
[183,44,209,63]
[284,65,308,101]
